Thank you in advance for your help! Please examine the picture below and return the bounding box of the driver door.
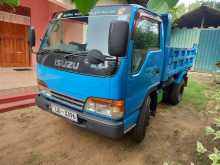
[125,10,164,117]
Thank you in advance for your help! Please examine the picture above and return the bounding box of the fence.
[170,28,220,73]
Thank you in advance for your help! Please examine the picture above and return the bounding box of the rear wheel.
[169,80,185,105]
[150,92,158,116]
[163,86,170,104]
[132,96,151,143]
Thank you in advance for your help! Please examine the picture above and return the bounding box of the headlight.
[84,97,124,119]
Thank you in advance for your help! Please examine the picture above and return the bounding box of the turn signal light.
[84,97,124,119]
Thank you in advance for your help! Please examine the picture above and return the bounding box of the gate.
[194,29,220,72]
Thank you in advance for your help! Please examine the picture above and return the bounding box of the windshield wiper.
[38,49,50,55]
[38,48,73,55]
[64,51,89,58]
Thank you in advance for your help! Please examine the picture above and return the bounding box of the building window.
[132,16,160,73]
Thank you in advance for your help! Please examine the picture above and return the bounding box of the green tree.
[147,0,184,22]
[147,0,179,13]
[170,3,187,21]
[72,0,98,14]
[0,0,19,6]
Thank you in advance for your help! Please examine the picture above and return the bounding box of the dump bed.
[161,47,196,81]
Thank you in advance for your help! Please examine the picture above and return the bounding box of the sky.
[178,0,220,6]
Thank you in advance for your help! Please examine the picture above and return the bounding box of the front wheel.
[132,96,151,143]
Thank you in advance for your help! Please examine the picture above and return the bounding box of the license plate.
[51,104,78,122]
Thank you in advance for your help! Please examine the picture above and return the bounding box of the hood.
[37,64,111,100]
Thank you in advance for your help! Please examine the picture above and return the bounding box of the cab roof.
[53,4,160,19]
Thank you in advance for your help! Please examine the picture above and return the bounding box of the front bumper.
[35,94,124,138]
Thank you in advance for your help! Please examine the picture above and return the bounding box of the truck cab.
[35,4,195,142]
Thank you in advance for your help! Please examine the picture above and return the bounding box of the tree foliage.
[147,0,179,13]
[71,0,97,14]
[170,3,187,21]
[0,0,19,6]
[134,29,158,50]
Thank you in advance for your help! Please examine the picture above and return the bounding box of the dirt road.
[0,106,209,165]
[0,73,218,165]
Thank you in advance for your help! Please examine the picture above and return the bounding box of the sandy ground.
[0,72,217,165]
[0,68,36,90]
[0,106,210,165]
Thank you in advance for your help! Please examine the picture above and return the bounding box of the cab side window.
[132,16,160,73]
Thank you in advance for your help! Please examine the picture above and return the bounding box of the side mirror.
[108,21,129,57]
[29,26,36,47]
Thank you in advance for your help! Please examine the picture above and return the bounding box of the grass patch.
[24,152,42,165]
[181,78,208,111]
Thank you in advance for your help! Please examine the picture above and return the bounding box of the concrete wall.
[20,0,66,50]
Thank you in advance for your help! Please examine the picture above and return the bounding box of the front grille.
[50,91,84,110]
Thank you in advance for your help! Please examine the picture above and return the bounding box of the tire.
[169,80,185,105]
[150,92,158,116]
[132,96,151,143]
[162,86,171,104]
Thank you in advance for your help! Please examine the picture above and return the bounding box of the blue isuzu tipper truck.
[32,4,196,142]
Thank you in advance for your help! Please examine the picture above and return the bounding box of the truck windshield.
[40,14,130,56]
[38,6,131,76]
